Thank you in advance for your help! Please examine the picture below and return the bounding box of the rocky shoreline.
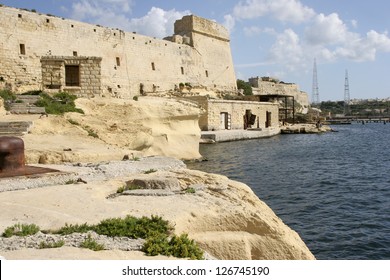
[0,156,315,260]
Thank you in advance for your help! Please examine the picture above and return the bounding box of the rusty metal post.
[0,136,25,173]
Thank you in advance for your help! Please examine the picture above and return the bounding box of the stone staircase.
[0,121,33,136]
[9,95,46,114]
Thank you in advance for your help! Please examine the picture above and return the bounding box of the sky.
[2,0,390,101]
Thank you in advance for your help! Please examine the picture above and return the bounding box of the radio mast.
[344,69,350,115]
[311,58,320,105]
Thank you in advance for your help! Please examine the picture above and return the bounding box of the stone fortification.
[0,6,237,98]
[249,77,310,114]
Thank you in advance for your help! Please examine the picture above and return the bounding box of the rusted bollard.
[0,136,26,173]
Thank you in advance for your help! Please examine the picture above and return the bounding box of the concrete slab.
[201,127,280,143]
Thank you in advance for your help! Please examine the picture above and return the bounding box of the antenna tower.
[311,58,320,105]
[344,70,350,115]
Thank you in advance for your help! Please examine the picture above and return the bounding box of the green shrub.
[52,223,92,235]
[0,90,17,109]
[35,92,84,115]
[2,223,40,237]
[133,96,139,101]
[93,215,172,239]
[143,233,203,260]
[39,240,65,249]
[237,79,253,96]
[80,235,105,251]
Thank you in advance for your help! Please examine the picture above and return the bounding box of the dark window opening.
[71,24,74,28]
[18,14,22,18]
[181,67,184,75]
[46,19,50,23]
[19,44,26,55]
[205,70,209,77]
[116,57,120,66]
[151,62,155,71]
[65,65,80,86]
[114,33,116,36]
[73,51,78,56]
[94,29,96,32]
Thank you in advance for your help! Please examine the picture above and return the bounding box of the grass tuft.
[80,234,105,251]
[2,223,40,237]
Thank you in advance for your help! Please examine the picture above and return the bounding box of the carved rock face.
[0,136,25,172]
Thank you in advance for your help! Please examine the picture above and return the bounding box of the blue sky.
[2,0,390,101]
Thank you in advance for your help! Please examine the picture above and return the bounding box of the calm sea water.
[187,123,390,259]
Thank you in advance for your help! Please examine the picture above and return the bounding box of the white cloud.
[69,0,190,38]
[305,13,356,46]
[267,29,304,71]
[233,0,315,24]
[243,26,276,37]
[223,14,236,33]
[127,7,190,38]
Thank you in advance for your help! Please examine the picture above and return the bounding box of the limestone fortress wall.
[0,5,237,98]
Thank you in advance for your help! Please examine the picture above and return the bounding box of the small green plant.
[65,179,77,185]
[133,96,139,101]
[143,233,203,260]
[51,223,92,235]
[80,234,105,251]
[185,187,196,194]
[86,127,98,138]
[131,155,140,161]
[67,119,80,126]
[116,183,141,193]
[144,169,157,174]
[39,240,65,249]
[0,90,13,101]
[2,223,40,237]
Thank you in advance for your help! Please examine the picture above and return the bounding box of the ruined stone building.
[0,5,237,98]
[249,76,310,114]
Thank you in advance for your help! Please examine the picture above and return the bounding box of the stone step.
[15,95,41,104]
[0,121,33,136]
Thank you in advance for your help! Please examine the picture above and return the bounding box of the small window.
[181,67,184,75]
[19,44,26,55]
[151,62,155,71]
[205,70,209,77]
[18,14,22,18]
[113,33,116,36]
[65,65,80,86]
[116,57,120,66]
[46,19,50,23]
[94,29,96,32]
[71,24,74,28]
[73,51,78,56]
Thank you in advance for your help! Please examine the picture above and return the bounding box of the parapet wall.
[0,6,237,98]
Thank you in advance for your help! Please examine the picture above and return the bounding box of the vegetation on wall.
[236,79,253,96]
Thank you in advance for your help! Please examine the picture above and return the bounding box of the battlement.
[174,15,230,43]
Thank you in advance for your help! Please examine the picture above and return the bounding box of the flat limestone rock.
[122,189,176,196]
[128,177,182,191]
